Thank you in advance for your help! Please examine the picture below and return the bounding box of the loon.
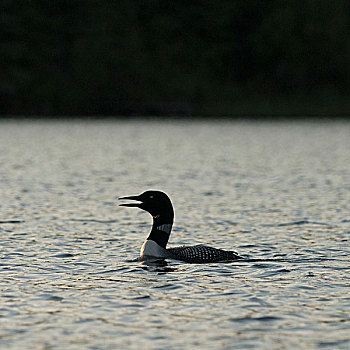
[119,190,241,263]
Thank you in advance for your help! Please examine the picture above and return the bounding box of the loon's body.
[119,190,241,263]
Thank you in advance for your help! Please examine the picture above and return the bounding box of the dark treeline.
[1,0,350,116]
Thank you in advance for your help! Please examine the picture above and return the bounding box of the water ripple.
[1,120,350,349]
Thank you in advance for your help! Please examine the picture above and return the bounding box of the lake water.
[0,119,349,349]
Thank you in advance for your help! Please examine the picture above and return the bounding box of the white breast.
[140,240,169,258]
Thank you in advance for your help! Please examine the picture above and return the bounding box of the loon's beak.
[119,195,142,207]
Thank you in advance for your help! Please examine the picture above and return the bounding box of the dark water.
[0,119,349,349]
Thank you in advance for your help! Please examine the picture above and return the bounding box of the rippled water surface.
[1,119,349,349]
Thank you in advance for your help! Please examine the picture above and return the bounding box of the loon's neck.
[146,214,173,248]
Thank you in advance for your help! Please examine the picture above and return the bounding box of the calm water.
[0,119,349,349]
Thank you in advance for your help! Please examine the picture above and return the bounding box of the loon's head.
[119,190,174,220]
[120,190,174,250]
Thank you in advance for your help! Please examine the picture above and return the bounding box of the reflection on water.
[0,119,350,349]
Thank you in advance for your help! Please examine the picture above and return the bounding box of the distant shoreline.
[2,92,350,118]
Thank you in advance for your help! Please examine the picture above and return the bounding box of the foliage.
[1,0,349,115]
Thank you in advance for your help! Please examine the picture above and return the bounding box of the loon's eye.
[149,195,154,199]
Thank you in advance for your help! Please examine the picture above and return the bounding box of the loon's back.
[168,244,240,263]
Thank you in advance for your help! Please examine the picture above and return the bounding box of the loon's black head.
[120,190,174,249]
[119,190,174,220]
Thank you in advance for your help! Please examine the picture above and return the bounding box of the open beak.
[119,195,143,208]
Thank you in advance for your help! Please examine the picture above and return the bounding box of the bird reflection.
[140,258,177,273]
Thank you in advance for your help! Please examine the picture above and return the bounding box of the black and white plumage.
[167,245,240,264]
[119,190,241,263]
